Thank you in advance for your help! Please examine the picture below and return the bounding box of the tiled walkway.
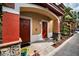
[28,41,55,56]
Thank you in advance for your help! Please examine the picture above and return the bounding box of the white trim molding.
[0,38,22,48]
[3,6,19,14]
[41,20,49,39]
[20,16,32,44]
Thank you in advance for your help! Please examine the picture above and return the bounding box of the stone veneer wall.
[0,43,21,56]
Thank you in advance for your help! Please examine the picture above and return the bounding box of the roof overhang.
[33,3,64,16]
[20,7,59,21]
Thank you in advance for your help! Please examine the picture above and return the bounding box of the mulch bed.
[52,36,69,48]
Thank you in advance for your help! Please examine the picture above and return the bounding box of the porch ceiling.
[20,7,59,21]
[20,7,60,34]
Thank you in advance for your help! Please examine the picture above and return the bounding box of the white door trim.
[20,16,32,44]
[41,20,49,39]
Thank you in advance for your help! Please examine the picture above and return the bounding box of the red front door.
[20,17,30,45]
[42,22,48,38]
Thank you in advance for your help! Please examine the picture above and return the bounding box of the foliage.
[61,25,70,36]
[63,6,76,20]
[65,15,73,20]
[61,6,75,36]
[78,12,79,19]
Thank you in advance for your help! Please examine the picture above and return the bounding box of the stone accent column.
[0,38,22,56]
[1,12,22,56]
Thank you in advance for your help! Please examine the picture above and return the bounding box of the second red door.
[42,22,48,39]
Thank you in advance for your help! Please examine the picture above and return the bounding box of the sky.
[64,3,79,11]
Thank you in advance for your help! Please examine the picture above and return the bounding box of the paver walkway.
[21,33,79,56]
[29,41,55,56]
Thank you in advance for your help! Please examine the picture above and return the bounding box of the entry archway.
[20,6,60,42]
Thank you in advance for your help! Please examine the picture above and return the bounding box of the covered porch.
[20,5,60,46]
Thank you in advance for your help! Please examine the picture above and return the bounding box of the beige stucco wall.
[48,20,53,33]
[21,12,54,35]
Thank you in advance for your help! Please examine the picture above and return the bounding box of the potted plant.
[21,48,29,56]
